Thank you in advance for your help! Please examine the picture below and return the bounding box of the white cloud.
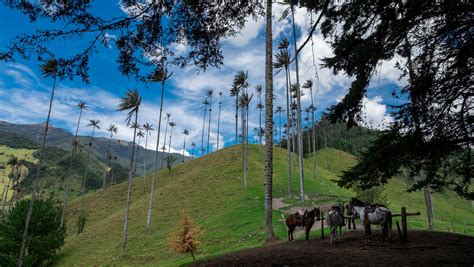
[360,96,394,130]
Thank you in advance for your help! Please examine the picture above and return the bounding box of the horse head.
[307,206,321,221]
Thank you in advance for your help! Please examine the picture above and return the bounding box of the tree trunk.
[264,0,274,240]
[310,88,316,178]
[182,135,186,162]
[285,67,292,197]
[161,117,169,168]
[18,75,56,267]
[103,132,113,189]
[80,127,97,211]
[207,97,212,154]
[291,6,305,203]
[217,97,222,150]
[146,79,165,233]
[424,187,434,231]
[168,128,173,154]
[235,93,239,145]
[201,106,207,155]
[143,133,148,193]
[122,110,139,252]
[134,135,142,175]
[242,103,246,188]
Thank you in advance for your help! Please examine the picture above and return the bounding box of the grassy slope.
[0,145,36,202]
[57,146,473,266]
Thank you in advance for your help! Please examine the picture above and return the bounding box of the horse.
[326,205,345,244]
[348,198,392,243]
[285,206,321,241]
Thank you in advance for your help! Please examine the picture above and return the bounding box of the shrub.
[0,199,66,266]
[76,209,87,234]
[169,209,201,262]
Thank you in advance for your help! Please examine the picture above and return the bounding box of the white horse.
[326,206,345,244]
[349,198,392,243]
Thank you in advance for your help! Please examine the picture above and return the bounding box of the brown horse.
[285,207,321,241]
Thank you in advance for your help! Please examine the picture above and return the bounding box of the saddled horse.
[348,198,392,243]
[326,205,345,244]
[285,206,321,241]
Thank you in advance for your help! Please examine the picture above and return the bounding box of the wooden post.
[321,212,324,239]
[396,221,402,241]
[401,207,407,242]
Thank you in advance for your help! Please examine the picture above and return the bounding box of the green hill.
[55,145,474,266]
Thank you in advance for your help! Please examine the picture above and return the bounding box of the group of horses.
[285,198,393,244]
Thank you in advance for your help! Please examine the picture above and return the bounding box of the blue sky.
[0,2,405,156]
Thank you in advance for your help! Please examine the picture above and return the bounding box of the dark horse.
[285,207,321,241]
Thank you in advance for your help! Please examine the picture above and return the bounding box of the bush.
[76,209,87,234]
[169,209,201,262]
[0,199,66,266]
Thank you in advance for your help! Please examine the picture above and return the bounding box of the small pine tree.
[169,209,201,262]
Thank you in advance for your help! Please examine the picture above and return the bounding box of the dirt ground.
[193,230,474,266]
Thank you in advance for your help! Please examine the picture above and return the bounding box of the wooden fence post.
[396,221,402,240]
[321,212,324,239]
[401,207,407,242]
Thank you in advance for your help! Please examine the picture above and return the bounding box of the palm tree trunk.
[102,132,113,189]
[235,93,239,144]
[264,0,274,240]
[142,133,148,193]
[168,128,173,154]
[424,187,434,230]
[279,113,282,146]
[259,101,262,146]
[310,88,316,178]
[241,104,246,188]
[285,67,292,197]
[182,135,186,162]
[201,107,207,155]
[80,127,97,210]
[122,110,139,252]
[146,79,165,233]
[18,75,56,267]
[161,117,169,168]
[207,98,212,154]
[61,107,83,226]
[134,135,142,175]
[291,6,305,203]
[217,97,222,150]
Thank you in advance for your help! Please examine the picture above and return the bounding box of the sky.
[0,2,406,157]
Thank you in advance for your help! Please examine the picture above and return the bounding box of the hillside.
[0,121,191,175]
[57,146,474,266]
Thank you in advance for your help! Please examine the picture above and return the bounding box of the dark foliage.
[307,1,473,198]
[0,199,66,266]
[1,0,263,81]
[0,131,39,149]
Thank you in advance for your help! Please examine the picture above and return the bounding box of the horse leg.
[290,226,295,241]
[288,227,292,241]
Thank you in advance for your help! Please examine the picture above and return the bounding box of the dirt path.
[194,230,474,266]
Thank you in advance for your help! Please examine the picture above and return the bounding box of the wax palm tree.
[256,84,264,146]
[146,65,172,233]
[117,88,141,252]
[19,59,59,266]
[190,142,196,157]
[134,128,145,176]
[206,89,214,154]
[182,129,189,162]
[102,124,118,189]
[2,156,18,213]
[168,121,176,154]
[141,123,153,193]
[110,139,121,186]
[304,108,311,155]
[303,80,316,178]
[230,83,240,144]
[79,119,101,211]
[274,40,292,197]
[280,0,305,202]
[200,99,209,155]
[263,0,275,240]
[216,92,223,150]
[239,92,253,188]
[275,106,284,145]
[161,113,171,168]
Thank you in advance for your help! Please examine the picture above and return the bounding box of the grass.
[54,145,473,266]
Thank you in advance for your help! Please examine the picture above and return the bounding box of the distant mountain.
[0,121,191,174]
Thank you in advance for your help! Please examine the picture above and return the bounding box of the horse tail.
[282,213,289,230]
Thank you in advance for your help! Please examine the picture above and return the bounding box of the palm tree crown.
[117,89,142,125]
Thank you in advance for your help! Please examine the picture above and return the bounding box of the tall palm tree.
[79,119,101,211]
[60,101,88,226]
[110,139,121,186]
[142,123,154,193]
[275,106,284,145]
[182,129,189,162]
[264,0,275,240]
[167,121,176,154]
[303,80,316,178]
[206,89,213,154]
[216,92,223,150]
[230,83,240,144]
[304,109,311,155]
[256,84,264,146]
[274,40,292,197]
[190,142,196,157]
[19,59,59,266]
[200,99,209,155]
[117,88,141,252]
[134,128,145,176]
[239,92,253,188]
[161,113,171,168]
[102,124,118,189]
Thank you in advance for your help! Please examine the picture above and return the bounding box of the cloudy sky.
[0,2,405,157]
